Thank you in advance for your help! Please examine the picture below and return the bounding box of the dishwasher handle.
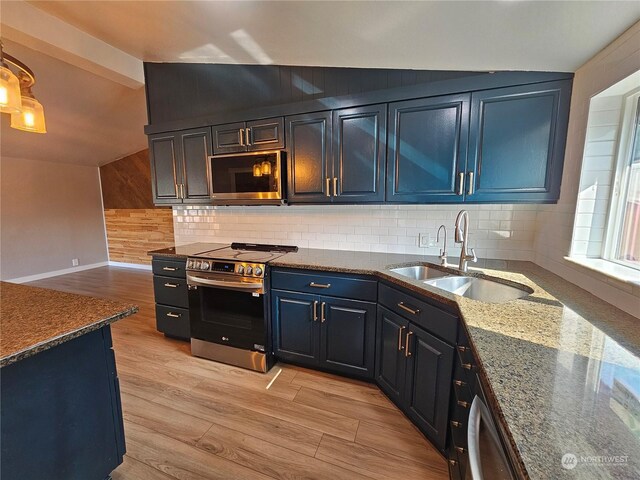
[467,395,514,480]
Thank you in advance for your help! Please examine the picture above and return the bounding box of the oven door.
[187,273,267,352]
[208,150,283,203]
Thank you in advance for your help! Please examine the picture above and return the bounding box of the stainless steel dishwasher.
[466,391,516,480]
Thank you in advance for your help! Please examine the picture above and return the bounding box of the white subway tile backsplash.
[173,204,540,260]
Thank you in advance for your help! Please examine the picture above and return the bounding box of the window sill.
[565,256,640,287]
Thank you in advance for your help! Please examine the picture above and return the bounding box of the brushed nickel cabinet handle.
[458,172,464,195]
[164,282,179,288]
[166,312,181,318]
[333,177,338,196]
[245,127,251,146]
[468,171,474,195]
[397,302,419,315]
[405,331,413,357]
[321,302,326,323]
[162,266,179,271]
[326,177,331,197]
[309,282,331,288]
[397,325,406,351]
[313,300,318,321]
[239,129,245,146]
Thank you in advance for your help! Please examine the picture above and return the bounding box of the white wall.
[174,204,541,260]
[535,21,640,318]
[0,156,109,281]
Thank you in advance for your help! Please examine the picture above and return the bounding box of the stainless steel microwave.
[207,150,284,205]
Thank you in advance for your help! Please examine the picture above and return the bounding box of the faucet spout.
[454,210,477,273]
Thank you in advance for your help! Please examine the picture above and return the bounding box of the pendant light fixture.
[0,40,47,133]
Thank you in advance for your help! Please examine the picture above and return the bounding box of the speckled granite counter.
[148,242,228,259]
[149,244,640,479]
[270,248,640,480]
[0,282,138,367]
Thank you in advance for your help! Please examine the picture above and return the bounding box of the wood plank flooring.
[28,266,448,480]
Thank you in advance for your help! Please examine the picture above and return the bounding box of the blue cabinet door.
[272,289,320,366]
[466,80,571,203]
[387,94,470,203]
[403,322,454,450]
[375,306,409,403]
[332,104,386,203]
[286,112,332,203]
[320,296,376,378]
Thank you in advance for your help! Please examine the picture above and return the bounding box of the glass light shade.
[10,96,46,133]
[0,65,22,114]
[261,160,272,175]
[253,163,262,177]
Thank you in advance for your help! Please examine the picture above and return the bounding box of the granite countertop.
[0,282,138,367]
[270,248,640,480]
[148,242,229,259]
[150,243,639,478]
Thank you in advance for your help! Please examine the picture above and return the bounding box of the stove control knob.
[254,266,263,276]
[200,261,210,270]
[236,265,245,274]
[194,260,202,269]
[245,266,253,275]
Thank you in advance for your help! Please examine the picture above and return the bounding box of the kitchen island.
[0,281,138,480]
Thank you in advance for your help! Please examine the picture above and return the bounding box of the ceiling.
[30,1,640,71]
[1,1,639,167]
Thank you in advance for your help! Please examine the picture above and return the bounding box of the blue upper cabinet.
[332,104,386,203]
[287,106,386,203]
[286,111,333,203]
[466,80,571,203]
[387,94,470,203]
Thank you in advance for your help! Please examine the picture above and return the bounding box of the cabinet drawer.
[155,305,190,339]
[271,270,377,302]
[378,284,457,344]
[153,275,189,308]
[152,258,187,278]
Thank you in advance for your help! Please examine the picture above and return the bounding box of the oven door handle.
[187,274,263,291]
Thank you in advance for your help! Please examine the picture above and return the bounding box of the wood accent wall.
[100,149,174,265]
[104,209,174,264]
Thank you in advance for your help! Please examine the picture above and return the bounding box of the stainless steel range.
[186,243,297,372]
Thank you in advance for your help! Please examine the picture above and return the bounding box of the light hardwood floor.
[29,266,448,480]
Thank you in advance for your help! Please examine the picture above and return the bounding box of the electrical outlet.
[418,233,431,248]
[72,258,79,267]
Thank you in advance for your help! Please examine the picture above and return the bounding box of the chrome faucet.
[436,225,448,266]
[454,210,477,272]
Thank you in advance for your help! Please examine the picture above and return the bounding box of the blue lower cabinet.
[320,297,376,378]
[403,322,454,450]
[272,288,376,379]
[376,306,409,403]
[0,327,125,480]
[272,290,320,366]
[376,305,455,451]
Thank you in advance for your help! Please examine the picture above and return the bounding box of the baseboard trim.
[108,261,152,271]
[7,262,110,284]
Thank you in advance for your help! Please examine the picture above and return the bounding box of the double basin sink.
[389,265,530,304]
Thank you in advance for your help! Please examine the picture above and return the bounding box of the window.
[605,92,640,270]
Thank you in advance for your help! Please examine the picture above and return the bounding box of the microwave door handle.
[187,274,263,291]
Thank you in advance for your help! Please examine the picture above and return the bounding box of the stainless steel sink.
[423,276,530,303]
[390,265,450,280]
